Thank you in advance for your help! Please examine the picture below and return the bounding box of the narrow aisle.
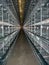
[7,30,39,65]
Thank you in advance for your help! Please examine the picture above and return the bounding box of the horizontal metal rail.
[24,31,49,65]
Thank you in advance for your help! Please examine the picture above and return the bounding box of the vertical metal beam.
[40,7,42,36]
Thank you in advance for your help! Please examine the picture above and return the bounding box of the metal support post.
[40,7,42,36]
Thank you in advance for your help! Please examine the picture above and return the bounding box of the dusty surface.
[7,31,39,65]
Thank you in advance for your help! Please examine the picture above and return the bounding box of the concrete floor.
[7,31,39,65]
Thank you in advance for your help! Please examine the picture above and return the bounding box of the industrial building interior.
[0,0,49,65]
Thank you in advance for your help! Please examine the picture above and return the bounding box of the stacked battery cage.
[23,0,49,65]
[0,0,20,65]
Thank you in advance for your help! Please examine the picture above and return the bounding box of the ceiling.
[18,0,26,24]
[12,0,31,25]
[12,0,38,25]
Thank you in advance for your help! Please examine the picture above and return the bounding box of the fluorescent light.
[19,0,21,3]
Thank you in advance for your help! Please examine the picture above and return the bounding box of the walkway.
[7,30,39,65]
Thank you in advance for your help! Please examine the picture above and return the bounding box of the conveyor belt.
[7,30,39,65]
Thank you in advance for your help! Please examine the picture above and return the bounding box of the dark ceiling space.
[12,0,31,25]
[12,0,39,25]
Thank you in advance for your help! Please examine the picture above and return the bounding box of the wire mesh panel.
[23,0,49,65]
[0,0,20,65]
